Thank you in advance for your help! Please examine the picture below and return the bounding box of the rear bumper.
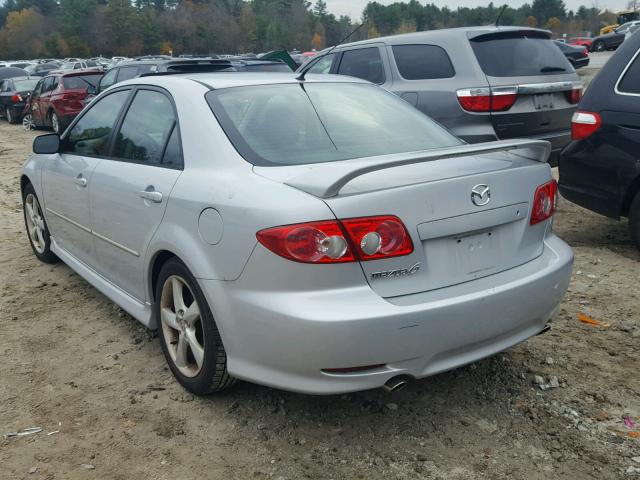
[201,235,573,394]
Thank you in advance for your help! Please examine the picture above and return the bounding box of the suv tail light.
[571,111,601,140]
[565,87,582,104]
[456,87,518,113]
[530,180,557,225]
[256,216,413,264]
[11,94,22,103]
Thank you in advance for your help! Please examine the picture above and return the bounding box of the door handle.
[74,175,87,187]
[139,189,163,203]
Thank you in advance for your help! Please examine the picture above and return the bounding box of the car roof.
[121,72,368,90]
[331,25,551,49]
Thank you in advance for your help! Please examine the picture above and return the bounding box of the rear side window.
[618,51,640,94]
[62,90,129,156]
[338,47,385,84]
[392,45,455,80]
[112,90,177,166]
[471,32,572,77]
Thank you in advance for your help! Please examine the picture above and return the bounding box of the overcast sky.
[325,0,632,20]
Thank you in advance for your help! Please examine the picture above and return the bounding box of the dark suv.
[298,26,582,164]
[559,32,640,249]
[91,58,292,97]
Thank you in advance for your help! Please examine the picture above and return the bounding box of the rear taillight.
[341,216,414,260]
[11,94,22,103]
[571,110,601,140]
[456,87,518,113]
[581,48,589,57]
[530,180,557,225]
[566,87,582,104]
[256,216,413,264]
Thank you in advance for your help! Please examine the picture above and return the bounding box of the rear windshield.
[63,74,102,89]
[14,79,39,91]
[207,83,461,166]
[471,32,573,77]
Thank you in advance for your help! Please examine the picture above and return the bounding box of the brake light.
[571,111,601,140]
[341,216,414,260]
[256,216,413,264]
[530,180,557,225]
[11,94,22,103]
[566,87,582,104]
[456,87,518,112]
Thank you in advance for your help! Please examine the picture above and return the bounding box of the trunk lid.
[255,140,553,298]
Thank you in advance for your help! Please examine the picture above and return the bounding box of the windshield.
[207,83,461,166]
[63,74,102,89]
[59,62,77,70]
[13,79,39,91]
[471,32,572,77]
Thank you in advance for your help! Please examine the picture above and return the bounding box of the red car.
[568,37,593,49]
[22,70,103,133]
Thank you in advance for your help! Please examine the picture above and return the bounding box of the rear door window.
[99,68,118,91]
[392,44,455,80]
[337,47,385,84]
[112,89,177,166]
[617,51,640,95]
[470,32,572,77]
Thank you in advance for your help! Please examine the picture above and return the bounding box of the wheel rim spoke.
[171,277,186,313]
[174,332,188,368]
[185,327,204,369]
[183,301,200,327]
[25,202,34,221]
[161,307,179,330]
[35,227,45,249]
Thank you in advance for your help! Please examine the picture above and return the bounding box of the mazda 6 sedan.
[21,72,573,395]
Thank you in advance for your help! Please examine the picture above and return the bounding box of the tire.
[594,41,605,52]
[50,111,60,134]
[155,258,235,395]
[22,183,59,263]
[629,192,640,250]
[22,113,35,130]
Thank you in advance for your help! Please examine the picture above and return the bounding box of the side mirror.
[33,133,60,154]
[87,84,97,95]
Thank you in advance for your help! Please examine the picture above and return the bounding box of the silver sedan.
[21,73,573,395]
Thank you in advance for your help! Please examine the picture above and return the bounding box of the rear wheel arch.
[149,250,181,302]
[622,174,640,217]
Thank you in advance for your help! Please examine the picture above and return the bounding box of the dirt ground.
[0,108,638,479]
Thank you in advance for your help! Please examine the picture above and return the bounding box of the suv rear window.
[471,31,572,77]
[206,83,460,166]
[392,45,455,80]
[63,74,102,89]
[618,52,640,95]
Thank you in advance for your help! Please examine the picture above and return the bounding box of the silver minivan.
[298,26,582,164]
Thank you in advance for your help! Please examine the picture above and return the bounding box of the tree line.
[0,0,620,60]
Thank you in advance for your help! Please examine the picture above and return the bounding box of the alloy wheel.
[159,275,205,378]
[22,114,35,130]
[24,193,46,254]
[51,113,59,134]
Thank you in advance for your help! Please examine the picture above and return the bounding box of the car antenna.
[495,4,508,27]
[296,22,365,81]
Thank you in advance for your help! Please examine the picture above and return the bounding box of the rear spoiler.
[276,139,550,198]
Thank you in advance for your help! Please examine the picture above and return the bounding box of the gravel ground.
[0,108,638,479]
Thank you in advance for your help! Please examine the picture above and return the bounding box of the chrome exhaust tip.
[382,376,410,393]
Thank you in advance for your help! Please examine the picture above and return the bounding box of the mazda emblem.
[471,184,490,206]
